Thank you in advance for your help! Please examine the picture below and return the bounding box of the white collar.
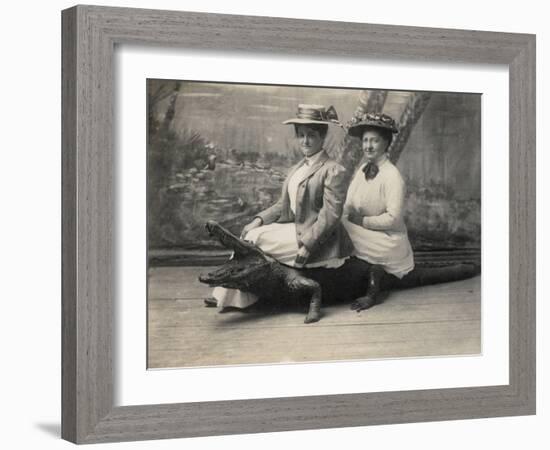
[304,149,325,166]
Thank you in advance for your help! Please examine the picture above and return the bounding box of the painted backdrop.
[147,80,481,262]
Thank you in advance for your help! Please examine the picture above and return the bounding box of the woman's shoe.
[203,297,218,308]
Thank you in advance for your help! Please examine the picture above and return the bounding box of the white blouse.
[344,157,407,232]
[342,156,414,278]
[287,150,326,214]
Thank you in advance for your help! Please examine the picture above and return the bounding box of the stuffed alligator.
[198,221,480,324]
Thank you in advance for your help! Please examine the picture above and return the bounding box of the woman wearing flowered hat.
[343,112,415,311]
[204,104,353,323]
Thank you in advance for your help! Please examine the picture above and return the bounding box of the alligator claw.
[351,296,377,312]
[304,312,321,324]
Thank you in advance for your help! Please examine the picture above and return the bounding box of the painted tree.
[147,80,181,136]
[388,92,432,164]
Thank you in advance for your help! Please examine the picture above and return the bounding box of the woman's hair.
[362,126,393,149]
[294,123,329,139]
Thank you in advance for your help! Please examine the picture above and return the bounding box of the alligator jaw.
[205,220,267,259]
[198,262,230,286]
[198,258,270,290]
[200,221,275,290]
[205,220,224,239]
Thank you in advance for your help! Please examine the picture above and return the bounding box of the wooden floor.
[147,266,481,369]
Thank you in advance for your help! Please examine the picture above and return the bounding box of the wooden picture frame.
[61,5,536,444]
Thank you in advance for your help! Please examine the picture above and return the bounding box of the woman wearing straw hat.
[343,112,415,311]
[205,104,353,320]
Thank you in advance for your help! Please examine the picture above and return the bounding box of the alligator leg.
[288,275,322,324]
[351,264,385,312]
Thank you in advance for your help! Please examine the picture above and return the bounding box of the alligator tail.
[387,263,481,290]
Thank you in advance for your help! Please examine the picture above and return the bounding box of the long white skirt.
[213,223,347,308]
[342,218,414,279]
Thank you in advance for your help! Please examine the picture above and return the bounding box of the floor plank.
[147,267,481,368]
[148,299,480,328]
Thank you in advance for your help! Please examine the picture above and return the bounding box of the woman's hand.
[347,210,365,228]
[240,217,262,239]
[294,245,311,268]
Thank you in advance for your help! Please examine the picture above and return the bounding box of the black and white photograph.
[3,0,545,447]
[147,80,482,368]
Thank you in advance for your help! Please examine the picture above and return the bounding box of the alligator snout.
[198,262,233,287]
[198,269,220,286]
[198,272,213,284]
[205,220,218,236]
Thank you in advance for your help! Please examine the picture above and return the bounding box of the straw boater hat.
[283,104,341,126]
[347,112,399,138]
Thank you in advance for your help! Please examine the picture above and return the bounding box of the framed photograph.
[62,5,535,444]
[146,80,482,369]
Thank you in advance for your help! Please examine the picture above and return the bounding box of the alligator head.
[198,221,274,291]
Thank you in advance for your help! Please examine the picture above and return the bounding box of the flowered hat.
[347,112,398,138]
[283,104,341,126]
